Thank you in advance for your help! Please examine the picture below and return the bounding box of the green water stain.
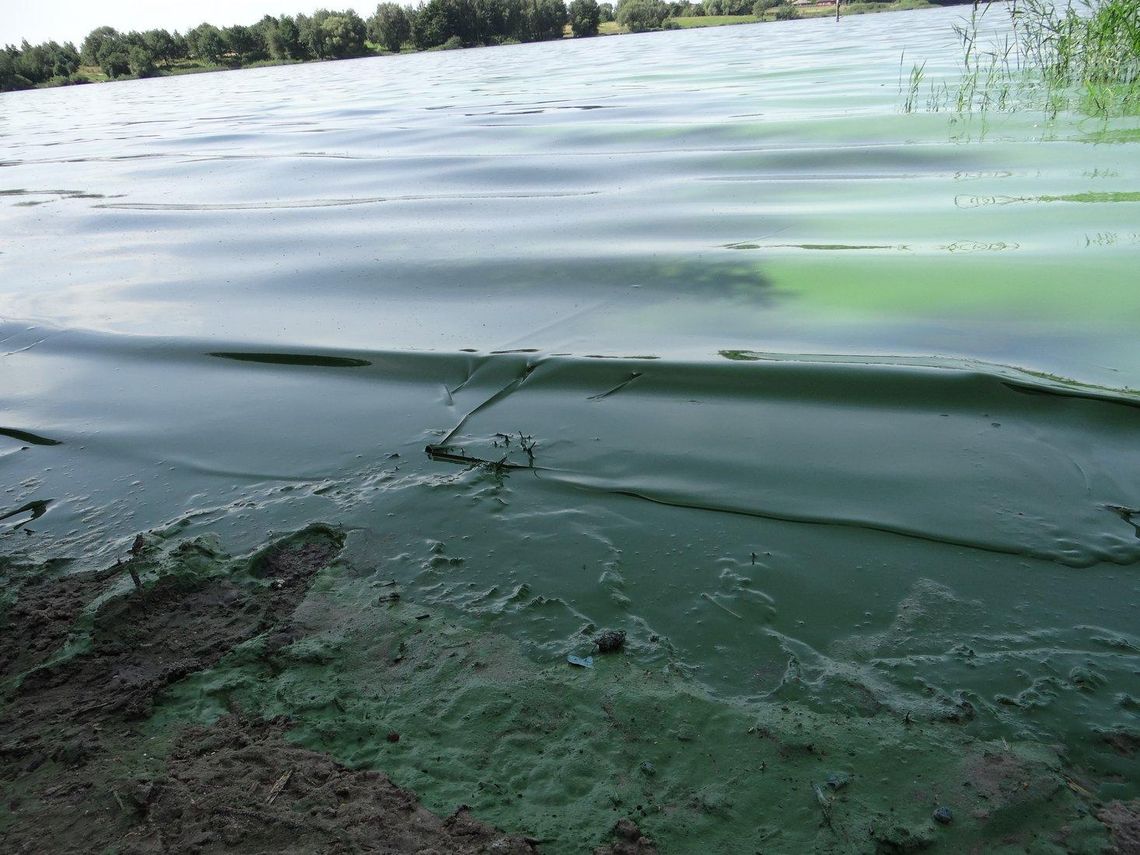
[765,254,1140,324]
[1035,191,1140,203]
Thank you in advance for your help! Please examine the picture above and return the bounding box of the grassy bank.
[669,14,757,27]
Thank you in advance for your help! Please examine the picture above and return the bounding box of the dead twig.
[265,769,293,805]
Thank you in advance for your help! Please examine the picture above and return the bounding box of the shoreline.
[6,0,942,94]
[2,525,1134,852]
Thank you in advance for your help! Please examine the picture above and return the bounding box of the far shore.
[6,0,941,94]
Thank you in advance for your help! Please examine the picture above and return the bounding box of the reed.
[903,0,1140,117]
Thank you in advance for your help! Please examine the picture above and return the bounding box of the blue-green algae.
[138,532,1110,854]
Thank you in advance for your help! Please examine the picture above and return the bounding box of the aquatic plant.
[903,56,926,112]
[905,0,1140,117]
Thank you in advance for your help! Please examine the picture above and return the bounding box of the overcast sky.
[1,1,375,47]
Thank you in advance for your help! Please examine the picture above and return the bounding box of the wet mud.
[0,527,531,853]
[119,715,537,854]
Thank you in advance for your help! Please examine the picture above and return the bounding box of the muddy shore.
[1,526,1136,852]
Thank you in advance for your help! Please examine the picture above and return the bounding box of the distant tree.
[141,29,177,65]
[369,3,412,52]
[296,13,317,56]
[569,0,601,36]
[262,15,307,60]
[0,48,30,91]
[187,23,227,64]
[518,0,567,41]
[127,42,157,77]
[81,26,120,65]
[14,41,50,83]
[599,2,615,21]
[472,0,512,44]
[13,40,80,83]
[278,16,307,58]
[617,0,668,31]
[298,10,366,59]
[223,24,268,64]
[52,41,81,77]
[79,27,136,77]
[411,0,453,50]
[410,0,570,48]
[257,15,279,55]
[170,31,190,61]
[99,43,132,78]
[318,11,369,58]
[773,2,799,18]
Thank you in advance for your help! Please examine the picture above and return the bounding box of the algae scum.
[2,5,1140,852]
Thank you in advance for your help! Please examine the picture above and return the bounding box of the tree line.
[1,0,799,93]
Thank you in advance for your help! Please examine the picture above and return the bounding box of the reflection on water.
[1,5,1139,804]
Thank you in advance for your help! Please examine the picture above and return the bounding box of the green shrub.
[368,3,412,53]
[617,0,669,31]
[570,0,603,35]
[774,3,800,20]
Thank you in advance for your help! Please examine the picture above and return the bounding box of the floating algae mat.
[1,5,1139,853]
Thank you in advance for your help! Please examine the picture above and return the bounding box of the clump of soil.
[120,714,537,854]
[0,557,115,681]
[0,526,553,854]
[0,529,336,846]
[594,818,658,854]
[0,525,543,853]
[594,629,626,654]
[4,526,343,751]
[1098,800,1140,854]
[248,530,344,627]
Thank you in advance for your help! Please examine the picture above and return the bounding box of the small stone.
[594,629,626,653]
[386,731,400,743]
[933,806,953,825]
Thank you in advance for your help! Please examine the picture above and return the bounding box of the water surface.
[2,5,1139,803]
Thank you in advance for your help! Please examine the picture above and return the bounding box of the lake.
[2,5,1138,850]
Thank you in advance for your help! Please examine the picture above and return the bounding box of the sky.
[1,0,374,47]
